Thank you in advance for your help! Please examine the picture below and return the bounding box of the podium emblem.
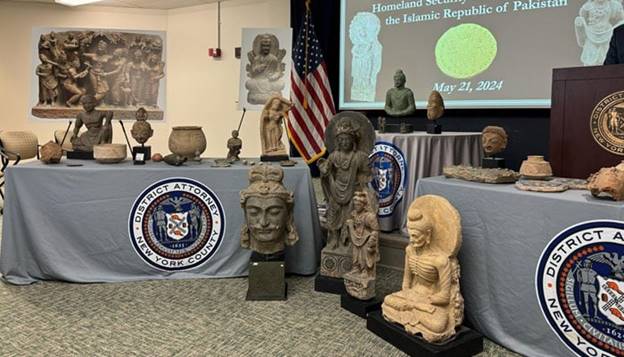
[591,91,624,156]
[369,142,406,217]
[536,220,624,357]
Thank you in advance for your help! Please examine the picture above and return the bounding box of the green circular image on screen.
[435,23,497,79]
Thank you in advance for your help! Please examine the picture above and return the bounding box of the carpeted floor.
[0,195,522,356]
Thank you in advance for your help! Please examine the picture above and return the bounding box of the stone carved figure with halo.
[245,34,287,105]
[382,195,464,343]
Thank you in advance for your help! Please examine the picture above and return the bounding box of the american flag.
[287,7,335,163]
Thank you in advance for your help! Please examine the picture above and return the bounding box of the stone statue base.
[367,310,483,356]
[261,154,289,162]
[426,122,442,134]
[132,146,151,162]
[383,123,414,133]
[31,106,164,121]
[340,294,382,318]
[481,157,505,169]
[320,247,352,278]
[246,254,287,301]
[344,270,376,300]
[314,274,347,295]
[66,150,94,160]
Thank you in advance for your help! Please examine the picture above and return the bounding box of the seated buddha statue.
[382,195,464,343]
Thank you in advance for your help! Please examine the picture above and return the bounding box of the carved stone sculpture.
[427,90,445,121]
[131,107,153,145]
[349,12,382,102]
[245,34,287,105]
[575,0,624,66]
[344,191,380,300]
[40,141,63,164]
[384,70,416,117]
[32,29,166,120]
[227,130,242,162]
[318,111,375,278]
[70,95,113,152]
[240,164,298,255]
[382,195,464,343]
[443,165,520,183]
[588,161,624,200]
[260,95,292,160]
[482,126,507,157]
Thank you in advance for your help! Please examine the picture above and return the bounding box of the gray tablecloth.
[0,158,322,285]
[374,132,482,232]
[417,176,624,357]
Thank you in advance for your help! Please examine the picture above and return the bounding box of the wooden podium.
[550,64,624,178]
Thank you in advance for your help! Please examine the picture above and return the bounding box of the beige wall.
[0,0,290,158]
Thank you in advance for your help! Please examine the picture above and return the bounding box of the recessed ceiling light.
[54,0,103,6]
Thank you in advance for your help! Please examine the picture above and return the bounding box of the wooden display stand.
[550,64,624,178]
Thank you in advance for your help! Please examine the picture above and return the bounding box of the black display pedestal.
[246,251,287,301]
[314,274,346,295]
[481,157,505,168]
[340,294,382,318]
[385,123,414,133]
[367,311,483,357]
[66,150,94,160]
[260,154,289,162]
[426,122,442,134]
[132,145,151,164]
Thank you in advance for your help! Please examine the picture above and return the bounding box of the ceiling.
[4,0,223,10]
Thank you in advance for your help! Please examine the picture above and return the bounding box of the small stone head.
[81,95,97,112]
[426,91,445,121]
[481,126,508,156]
[240,164,298,254]
[353,191,369,213]
[394,70,406,88]
[407,208,433,249]
[135,107,148,121]
[232,130,239,138]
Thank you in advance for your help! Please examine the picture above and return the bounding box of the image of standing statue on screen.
[575,0,624,66]
[32,28,166,120]
[245,34,287,105]
[349,12,382,102]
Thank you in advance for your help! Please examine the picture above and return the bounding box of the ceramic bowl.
[93,144,127,164]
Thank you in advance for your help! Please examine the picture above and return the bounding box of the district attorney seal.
[129,177,225,271]
[591,91,624,156]
[536,220,624,357]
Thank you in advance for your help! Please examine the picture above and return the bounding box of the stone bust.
[481,126,508,157]
[382,195,464,343]
[240,164,298,255]
[131,107,153,145]
[384,70,416,117]
[427,90,445,121]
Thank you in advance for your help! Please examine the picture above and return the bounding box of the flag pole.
[303,0,311,109]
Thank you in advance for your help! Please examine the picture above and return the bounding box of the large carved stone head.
[336,120,360,152]
[240,164,298,255]
[481,126,508,156]
[426,91,445,121]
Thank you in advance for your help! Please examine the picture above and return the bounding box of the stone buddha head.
[394,70,406,89]
[426,91,445,121]
[240,164,298,255]
[406,208,433,249]
[481,126,508,156]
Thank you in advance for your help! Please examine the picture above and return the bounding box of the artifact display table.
[374,131,482,232]
[416,176,624,357]
[0,159,322,285]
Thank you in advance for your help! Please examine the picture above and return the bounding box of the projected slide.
[340,0,624,109]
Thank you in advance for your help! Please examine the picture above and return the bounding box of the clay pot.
[519,155,552,179]
[93,144,127,164]
[168,126,206,161]
[0,131,38,160]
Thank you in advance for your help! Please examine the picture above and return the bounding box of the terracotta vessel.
[0,131,39,160]
[93,144,127,164]
[168,126,206,161]
[519,155,552,179]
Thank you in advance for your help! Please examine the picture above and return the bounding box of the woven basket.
[0,131,39,160]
